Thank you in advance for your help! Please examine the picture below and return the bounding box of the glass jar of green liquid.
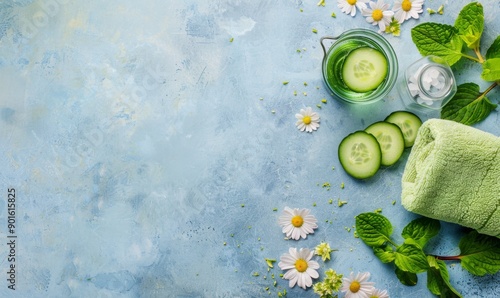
[321,29,398,104]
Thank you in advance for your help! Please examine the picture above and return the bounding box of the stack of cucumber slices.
[338,111,423,179]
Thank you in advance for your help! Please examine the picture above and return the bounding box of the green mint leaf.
[401,217,440,248]
[373,244,396,263]
[411,23,464,66]
[481,58,500,81]
[459,230,500,276]
[485,35,500,59]
[395,267,418,286]
[454,2,484,49]
[441,83,497,125]
[427,256,463,298]
[394,240,429,274]
[355,212,393,247]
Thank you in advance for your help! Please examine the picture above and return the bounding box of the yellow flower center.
[291,215,304,227]
[302,116,312,125]
[402,0,412,11]
[350,281,361,293]
[347,0,357,5]
[294,259,308,272]
[372,9,383,21]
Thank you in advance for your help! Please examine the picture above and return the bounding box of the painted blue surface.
[0,0,499,297]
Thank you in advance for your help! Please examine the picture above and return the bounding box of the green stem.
[461,53,482,63]
[432,255,462,261]
[482,81,498,96]
[473,82,498,104]
[388,238,399,248]
[473,47,485,63]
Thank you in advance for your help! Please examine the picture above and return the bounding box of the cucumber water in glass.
[321,29,398,104]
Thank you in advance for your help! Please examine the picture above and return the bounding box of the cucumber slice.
[338,131,382,179]
[384,111,423,147]
[342,47,388,93]
[365,121,405,166]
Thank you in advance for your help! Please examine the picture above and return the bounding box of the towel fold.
[402,119,500,238]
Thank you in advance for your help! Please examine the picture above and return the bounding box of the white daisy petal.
[280,254,296,264]
[350,7,356,16]
[288,273,299,288]
[356,2,368,11]
[309,260,320,270]
[283,269,296,279]
[394,10,406,23]
[283,225,293,235]
[301,273,312,289]
[307,267,319,279]
[370,288,390,298]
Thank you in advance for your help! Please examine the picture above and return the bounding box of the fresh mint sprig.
[410,2,500,126]
[439,82,497,125]
[454,1,484,60]
[355,212,500,297]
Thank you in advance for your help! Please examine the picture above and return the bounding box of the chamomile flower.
[295,107,320,133]
[279,207,318,240]
[341,272,375,298]
[337,0,369,17]
[393,0,424,24]
[362,0,394,32]
[315,242,334,261]
[369,288,390,298]
[278,247,320,289]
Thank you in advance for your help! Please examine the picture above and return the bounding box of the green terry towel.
[402,119,500,238]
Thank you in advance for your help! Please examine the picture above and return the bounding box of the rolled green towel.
[402,119,500,238]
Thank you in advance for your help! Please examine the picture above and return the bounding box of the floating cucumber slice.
[342,47,388,93]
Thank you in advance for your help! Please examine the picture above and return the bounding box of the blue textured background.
[0,0,499,297]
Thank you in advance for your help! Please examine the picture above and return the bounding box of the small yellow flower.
[313,269,344,298]
[385,17,401,36]
[315,242,334,261]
